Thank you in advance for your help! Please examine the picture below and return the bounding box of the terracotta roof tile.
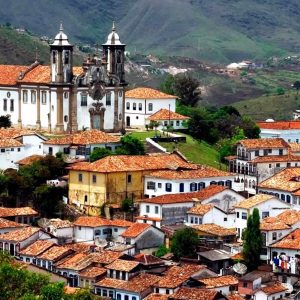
[134,253,164,265]
[88,251,124,265]
[0,128,40,139]
[147,109,189,121]
[289,142,300,152]
[121,223,151,238]
[148,166,232,179]
[0,138,23,148]
[19,240,56,257]
[198,275,238,288]
[0,217,24,229]
[125,87,176,99]
[95,273,160,293]
[250,154,300,163]
[105,259,140,272]
[258,167,300,193]
[74,216,132,228]
[0,206,38,217]
[0,65,27,85]
[238,138,289,149]
[258,121,300,130]
[18,65,83,84]
[37,245,73,261]
[260,282,287,295]
[187,204,213,215]
[144,294,169,300]
[56,253,90,271]
[193,224,236,237]
[79,266,106,278]
[16,155,43,166]
[0,226,40,242]
[64,242,93,254]
[44,130,120,145]
[227,294,245,300]
[168,287,218,300]
[70,154,195,173]
[156,264,205,288]
[235,194,276,209]
[271,228,300,249]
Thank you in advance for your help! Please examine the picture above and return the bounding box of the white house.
[0,128,46,169]
[0,206,39,224]
[257,120,300,143]
[235,194,290,239]
[144,165,238,198]
[145,109,189,130]
[258,167,300,208]
[0,217,25,234]
[73,216,133,243]
[124,87,176,128]
[43,129,121,157]
[226,138,298,191]
[253,282,287,300]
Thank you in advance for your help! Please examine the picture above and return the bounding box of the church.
[0,23,127,133]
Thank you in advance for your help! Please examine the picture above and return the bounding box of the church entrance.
[126,116,130,127]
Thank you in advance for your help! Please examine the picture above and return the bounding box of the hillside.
[0,0,300,62]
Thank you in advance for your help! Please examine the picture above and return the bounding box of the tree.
[116,135,145,155]
[90,148,112,162]
[121,198,131,212]
[293,81,300,92]
[0,115,11,128]
[160,74,175,95]
[243,208,262,270]
[171,227,198,259]
[276,86,285,95]
[173,74,200,106]
[155,245,170,257]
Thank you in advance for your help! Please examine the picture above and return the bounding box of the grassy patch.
[128,131,158,141]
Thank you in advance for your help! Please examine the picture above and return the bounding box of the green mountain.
[0,0,300,63]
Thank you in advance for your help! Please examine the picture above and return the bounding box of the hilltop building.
[0,23,127,133]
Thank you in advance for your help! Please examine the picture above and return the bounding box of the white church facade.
[0,23,127,133]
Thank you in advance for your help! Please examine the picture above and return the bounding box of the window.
[52,51,56,63]
[158,183,162,188]
[287,162,291,167]
[190,217,194,224]
[255,150,259,156]
[114,228,118,232]
[64,91,68,98]
[268,149,272,153]
[41,91,47,104]
[276,163,280,168]
[84,195,88,202]
[116,294,121,300]
[48,147,53,155]
[190,182,197,192]
[109,291,114,298]
[132,297,137,300]
[263,149,268,156]
[279,149,283,155]
[286,195,291,203]
[166,289,170,295]
[195,217,198,224]
[78,174,83,182]
[126,102,130,110]
[236,212,240,218]
[92,174,97,183]
[102,290,107,297]
[179,183,184,192]
[133,103,136,110]
[155,206,159,214]
[146,205,150,213]
[165,183,172,192]
[31,90,36,104]
[23,90,28,103]
[10,99,14,111]
[297,139,299,143]
[147,181,156,190]
[3,99,7,111]
[281,194,285,201]
[124,296,129,300]
[164,121,168,126]
[198,182,206,190]
[170,121,174,126]
[148,103,153,111]
[127,174,132,184]
[242,212,247,220]
[106,92,111,106]
[224,217,227,221]
[81,94,87,106]
[64,51,69,64]
[64,115,68,122]
[18,148,21,152]
[272,232,277,241]
[243,282,247,288]
[95,229,101,236]
[262,211,269,218]
[176,120,180,126]
[138,103,142,111]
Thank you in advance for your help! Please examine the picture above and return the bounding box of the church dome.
[52,23,72,46]
[103,22,125,46]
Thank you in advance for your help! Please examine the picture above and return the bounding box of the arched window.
[133,103,136,110]
[286,195,291,203]
[190,182,197,192]
[138,103,142,111]
[148,103,153,111]
[179,183,184,192]
[126,102,130,110]
[198,182,206,190]
[165,183,172,192]
[210,181,217,185]
[280,194,286,201]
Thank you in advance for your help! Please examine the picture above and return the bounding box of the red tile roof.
[141,186,227,205]
[259,282,287,295]
[16,155,43,166]
[257,121,300,130]
[125,87,176,99]
[148,166,232,179]
[0,218,24,229]
[156,264,205,288]
[169,288,219,300]
[0,138,23,148]
[0,65,27,85]
[271,228,300,249]
[79,266,106,278]
[55,253,90,271]
[0,206,38,217]
[44,130,120,145]
[0,226,40,242]
[121,223,151,238]
[187,204,213,216]
[250,154,300,163]
[193,224,236,237]
[0,128,39,139]
[147,109,189,121]
[70,154,195,173]
[235,194,275,209]
[105,259,140,272]
[74,216,133,228]
[37,245,73,261]
[238,138,289,149]
[198,275,238,288]
[88,251,124,265]
[19,240,56,257]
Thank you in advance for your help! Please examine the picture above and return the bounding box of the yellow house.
[68,153,196,215]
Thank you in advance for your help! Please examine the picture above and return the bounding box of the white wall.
[0,88,19,124]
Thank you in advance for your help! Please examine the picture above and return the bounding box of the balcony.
[237,156,250,161]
